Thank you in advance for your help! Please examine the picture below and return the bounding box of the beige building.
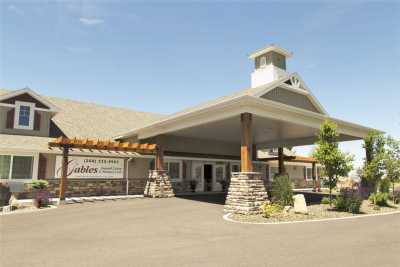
[0,45,376,200]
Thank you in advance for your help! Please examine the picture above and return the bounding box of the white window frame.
[14,101,35,130]
[306,167,313,181]
[215,164,226,181]
[164,159,182,182]
[0,153,38,181]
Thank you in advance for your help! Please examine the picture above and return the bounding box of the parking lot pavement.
[1,196,399,267]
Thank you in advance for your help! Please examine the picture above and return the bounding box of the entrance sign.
[55,156,124,179]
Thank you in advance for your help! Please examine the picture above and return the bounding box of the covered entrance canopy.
[116,72,379,213]
[117,75,377,167]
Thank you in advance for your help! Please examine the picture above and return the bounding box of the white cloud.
[79,17,104,25]
[8,5,24,16]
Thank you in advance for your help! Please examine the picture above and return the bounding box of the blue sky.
[1,1,399,168]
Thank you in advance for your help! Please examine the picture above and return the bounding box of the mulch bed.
[230,201,400,223]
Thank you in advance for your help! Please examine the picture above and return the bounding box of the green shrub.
[369,192,389,206]
[321,197,330,205]
[260,201,283,218]
[379,178,391,193]
[29,180,49,190]
[335,195,362,214]
[271,175,293,206]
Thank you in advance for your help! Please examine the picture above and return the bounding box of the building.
[0,45,376,212]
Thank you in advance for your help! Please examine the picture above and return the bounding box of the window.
[15,101,35,130]
[306,167,313,180]
[164,161,182,181]
[269,167,279,181]
[0,156,11,179]
[0,155,33,180]
[231,163,240,173]
[215,165,225,181]
[259,56,266,67]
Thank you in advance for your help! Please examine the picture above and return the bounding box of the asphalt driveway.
[1,195,399,267]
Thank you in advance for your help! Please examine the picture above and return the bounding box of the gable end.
[261,87,321,113]
[0,93,50,109]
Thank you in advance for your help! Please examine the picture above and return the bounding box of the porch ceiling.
[166,114,358,148]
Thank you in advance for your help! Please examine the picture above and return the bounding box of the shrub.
[379,178,391,193]
[335,195,362,214]
[260,201,283,218]
[369,192,389,207]
[28,180,50,208]
[271,175,293,206]
[29,180,49,190]
[321,197,330,205]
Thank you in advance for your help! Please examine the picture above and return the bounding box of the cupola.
[249,44,292,87]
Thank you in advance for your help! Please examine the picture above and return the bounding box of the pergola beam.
[48,137,157,154]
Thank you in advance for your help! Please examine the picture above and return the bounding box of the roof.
[248,44,293,59]
[0,89,165,139]
[117,72,331,139]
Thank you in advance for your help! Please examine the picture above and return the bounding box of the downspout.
[126,157,135,195]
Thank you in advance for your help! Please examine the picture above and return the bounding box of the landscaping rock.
[9,195,22,210]
[293,194,308,214]
[283,206,292,213]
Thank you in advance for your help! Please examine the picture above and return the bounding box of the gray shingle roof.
[0,89,165,139]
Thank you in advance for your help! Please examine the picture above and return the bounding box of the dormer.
[0,88,60,136]
[249,44,292,87]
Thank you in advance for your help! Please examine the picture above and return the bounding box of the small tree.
[362,131,386,194]
[313,120,354,205]
[384,137,400,202]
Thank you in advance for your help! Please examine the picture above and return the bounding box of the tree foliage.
[383,137,400,202]
[313,120,354,205]
[362,131,386,192]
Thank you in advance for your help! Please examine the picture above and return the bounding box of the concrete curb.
[223,210,400,225]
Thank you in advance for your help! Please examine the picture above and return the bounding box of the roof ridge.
[0,88,165,117]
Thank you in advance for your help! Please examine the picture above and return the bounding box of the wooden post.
[59,145,69,201]
[312,162,317,192]
[155,145,164,171]
[278,147,285,175]
[241,113,253,172]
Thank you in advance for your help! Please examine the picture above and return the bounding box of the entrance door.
[203,164,213,192]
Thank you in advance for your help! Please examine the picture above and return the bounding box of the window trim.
[0,153,36,181]
[305,167,313,181]
[164,159,183,181]
[14,101,35,130]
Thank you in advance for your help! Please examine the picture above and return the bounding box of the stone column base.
[144,170,175,198]
[224,172,268,215]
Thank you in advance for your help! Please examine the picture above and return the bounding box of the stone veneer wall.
[224,172,268,215]
[17,178,148,199]
[144,170,175,198]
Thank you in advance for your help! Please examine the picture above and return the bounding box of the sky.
[1,1,399,169]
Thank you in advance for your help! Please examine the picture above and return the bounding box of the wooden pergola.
[48,137,159,201]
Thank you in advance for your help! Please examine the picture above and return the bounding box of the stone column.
[224,113,268,215]
[224,172,268,215]
[144,140,175,198]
